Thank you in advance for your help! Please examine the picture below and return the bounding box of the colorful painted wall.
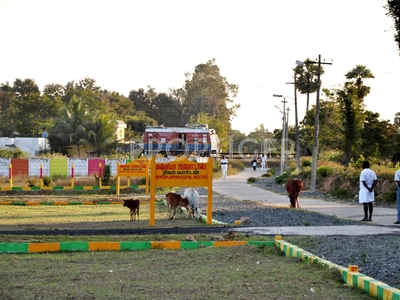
[0,158,128,178]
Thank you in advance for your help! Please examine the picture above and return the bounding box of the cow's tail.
[289,195,296,208]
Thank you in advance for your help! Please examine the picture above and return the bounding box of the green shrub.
[317,166,334,177]
[43,175,52,187]
[247,177,258,183]
[268,168,276,176]
[274,172,292,184]
[329,188,353,199]
[27,178,38,187]
[51,174,68,181]
[261,171,273,177]
[94,164,113,186]
[229,159,246,171]
[136,177,147,185]
[301,159,312,168]
[378,191,397,203]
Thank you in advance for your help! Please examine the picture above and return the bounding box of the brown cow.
[123,199,140,221]
[285,178,303,208]
[165,192,190,219]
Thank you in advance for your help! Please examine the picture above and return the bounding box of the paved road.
[213,168,400,236]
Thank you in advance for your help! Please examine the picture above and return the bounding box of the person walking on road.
[220,155,228,179]
[394,168,400,224]
[251,157,257,171]
[260,154,266,171]
[359,161,378,222]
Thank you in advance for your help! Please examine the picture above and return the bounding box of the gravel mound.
[191,182,400,289]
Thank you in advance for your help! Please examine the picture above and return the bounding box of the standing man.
[220,155,228,179]
[394,167,400,224]
[260,154,266,171]
[359,161,378,222]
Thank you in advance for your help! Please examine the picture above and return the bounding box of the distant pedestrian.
[394,168,400,224]
[260,154,266,171]
[220,155,228,179]
[251,158,257,171]
[359,161,378,222]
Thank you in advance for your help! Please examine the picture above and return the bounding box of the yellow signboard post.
[116,159,149,195]
[149,156,213,226]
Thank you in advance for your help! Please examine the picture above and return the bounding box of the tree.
[129,87,184,127]
[178,59,240,131]
[301,91,343,156]
[294,59,324,111]
[335,65,374,165]
[0,82,17,136]
[99,90,134,117]
[87,114,118,157]
[51,95,91,157]
[62,77,105,112]
[360,111,398,160]
[385,0,400,54]
[12,78,61,137]
[124,114,157,136]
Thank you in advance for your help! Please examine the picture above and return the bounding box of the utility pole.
[285,106,290,171]
[309,54,332,192]
[228,131,234,160]
[286,72,301,171]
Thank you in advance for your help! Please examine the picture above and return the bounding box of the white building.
[0,137,49,157]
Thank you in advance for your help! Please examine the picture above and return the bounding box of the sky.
[0,0,399,135]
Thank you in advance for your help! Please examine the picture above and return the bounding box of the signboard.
[115,159,150,195]
[117,159,149,177]
[150,156,213,226]
[154,159,209,187]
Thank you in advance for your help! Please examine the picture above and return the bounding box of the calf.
[286,178,303,208]
[165,192,190,219]
[123,199,140,221]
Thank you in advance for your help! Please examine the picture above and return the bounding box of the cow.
[285,178,303,208]
[184,188,201,219]
[165,192,190,219]
[123,199,140,221]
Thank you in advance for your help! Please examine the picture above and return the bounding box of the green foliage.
[212,160,221,173]
[27,178,38,187]
[274,172,292,185]
[247,177,258,183]
[179,59,239,134]
[380,190,397,203]
[0,148,25,158]
[384,0,400,54]
[329,188,353,199]
[136,177,147,185]
[316,166,334,177]
[51,174,68,182]
[43,175,52,187]
[87,114,118,156]
[229,159,245,171]
[301,159,312,168]
[95,164,112,186]
[262,171,273,177]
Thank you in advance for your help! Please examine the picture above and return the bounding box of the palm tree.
[87,114,118,156]
[345,65,375,100]
[54,95,90,157]
[293,58,324,111]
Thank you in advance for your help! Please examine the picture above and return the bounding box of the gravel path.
[193,178,400,289]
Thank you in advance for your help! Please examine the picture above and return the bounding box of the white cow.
[184,188,201,219]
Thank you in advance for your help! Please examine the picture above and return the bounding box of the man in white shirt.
[220,156,228,179]
[394,168,400,224]
[359,161,378,222]
[261,154,266,171]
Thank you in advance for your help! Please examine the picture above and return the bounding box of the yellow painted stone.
[348,265,358,272]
